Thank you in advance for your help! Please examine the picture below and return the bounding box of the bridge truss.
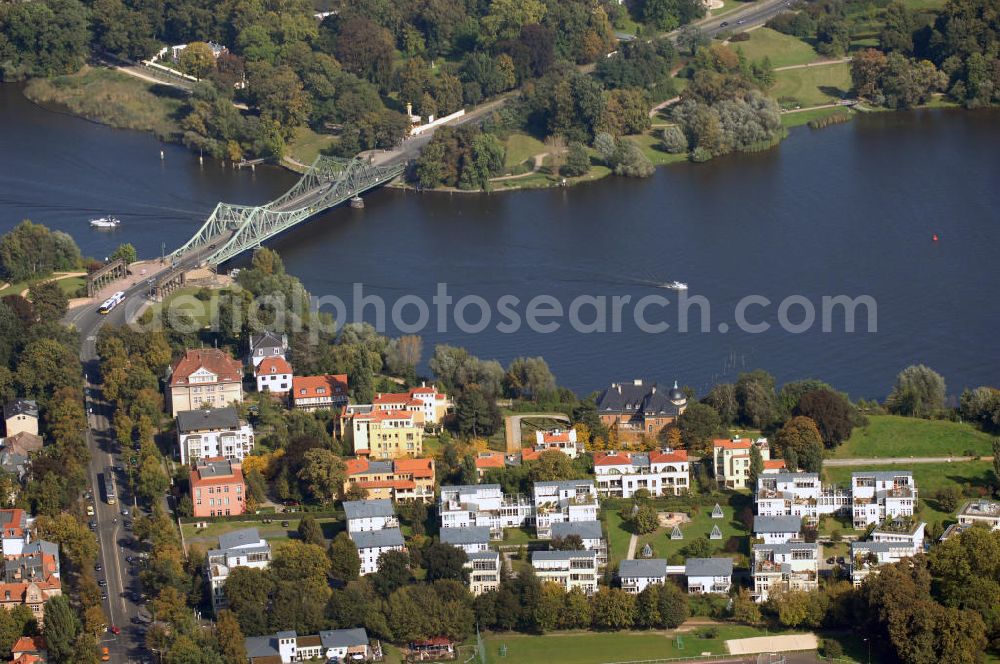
[171,156,404,266]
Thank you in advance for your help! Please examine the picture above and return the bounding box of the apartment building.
[440,526,490,554]
[246,331,288,369]
[533,480,599,538]
[713,437,781,490]
[755,472,850,522]
[176,407,254,464]
[752,542,819,602]
[372,383,452,425]
[438,484,533,537]
[2,400,38,437]
[0,508,31,556]
[351,409,423,459]
[291,374,349,412]
[245,628,370,664]
[870,518,925,554]
[619,559,668,594]
[352,528,406,576]
[685,558,733,595]
[849,539,917,587]
[190,458,246,518]
[205,528,271,612]
[851,471,918,528]
[343,457,435,503]
[0,541,61,625]
[168,349,243,416]
[531,550,599,595]
[593,449,690,498]
[465,551,501,596]
[550,520,607,567]
[344,499,398,533]
[956,499,1000,530]
[753,515,803,544]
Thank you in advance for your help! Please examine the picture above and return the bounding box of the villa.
[752,542,819,602]
[205,528,270,612]
[550,520,607,567]
[618,559,668,594]
[752,514,803,544]
[438,484,533,537]
[685,558,733,595]
[464,550,502,596]
[593,449,690,498]
[531,550,599,595]
[755,472,850,522]
[851,471,918,528]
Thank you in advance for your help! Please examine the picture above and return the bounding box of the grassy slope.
[285,125,335,167]
[823,460,995,528]
[634,503,747,562]
[772,62,853,106]
[181,515,343,550]
[832,415,995,458]
[24,66,184,140]
[733,28,821,68]
[781,106,850,128]
[503,133,547,169]
[603,509,632,568]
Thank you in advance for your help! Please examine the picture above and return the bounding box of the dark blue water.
[3,84,998,399]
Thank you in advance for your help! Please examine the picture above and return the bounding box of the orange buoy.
[932,234,939,242]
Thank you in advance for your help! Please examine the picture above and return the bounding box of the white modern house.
[956,499,1000,530]
[851,471,918,528]
[533,480,599,538]
[176,407,255,465]
[593,449,690,498]
[465,550,501,596]
[344,499,398,534]
[205,528,271,612]
[440,526,491,554]
[255,356,293,396]
[438,484,533,537]
[618,559,668,594]
[752,542,819,602]
[351,528,405,575]
[752,515,803,544]
[550,520,607,567]
[755,472,850,522]
[685,558,733,595]
[849,539,918,587]
[531,549,598,595]
[244,628,370,663]
[533,429,581,458]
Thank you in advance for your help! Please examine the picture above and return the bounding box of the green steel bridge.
[171,155,404,266]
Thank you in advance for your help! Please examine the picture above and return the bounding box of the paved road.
[825,455,993,466]
[695,0,797,39]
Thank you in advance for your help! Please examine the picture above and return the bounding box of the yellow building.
[351,410,423,459]
[712,438,781,489]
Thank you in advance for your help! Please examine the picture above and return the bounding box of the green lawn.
[782,106,851,128]
[285,125,335,168]
[146,286,223,328]
[831,415,995,458]
[181,515,343,550]
[503,132,547,169]
[772,62,853,107]
[481,625,784,664]
[625,131,689,167]
[602,509,633,568]
[0,273,86,298]
[823,460,995,529]
[633,503,748,564]
[732,28,821,68]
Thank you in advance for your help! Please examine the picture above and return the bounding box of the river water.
[2,84,998,398]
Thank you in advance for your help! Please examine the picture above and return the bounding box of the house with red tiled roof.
[254,356,293,397]
[372,383,451,425]
[292,375,348,412]
[0,542,62,626]
[350,409,423,459]
[168,349,244,416]
[342,456,435,502]
[0,508,31,555]
[473,452,506,479]
[10,636,45,663]
[593,449,690,498]
[712,437,773,489]
[532,428,581,458]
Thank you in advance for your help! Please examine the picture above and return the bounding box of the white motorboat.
[89,216,121,229]
[662,280,688,290]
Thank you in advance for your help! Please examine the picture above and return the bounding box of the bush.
[729,32,751,42]
[822,639,844,659]
[808,111,851,129]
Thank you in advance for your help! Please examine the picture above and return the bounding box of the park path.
[779,102,843,114]
[16,271,87,297]
[826,455,993,466]
[625,533,638,560]
[649,96,680,118]
[491,153,549,181]
[773,57,852,71]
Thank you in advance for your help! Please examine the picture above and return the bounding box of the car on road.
[737,18,745,24]
[89,520,97,530]
[124,520,132,529]
[836,556,846,565]
[95,563,102,572]
[109,625,120,635]
[98,579,107,587]
[101,646,111,661]
[720,20,729,27]
[125,556,134,563]
[86,504,95,516]
[101,591,108,600]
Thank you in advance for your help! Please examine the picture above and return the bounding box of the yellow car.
[101,646,110,661]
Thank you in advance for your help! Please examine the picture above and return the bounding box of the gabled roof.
[249,331,285,351]
[351,528,404,550]
[256,356,293,376]
[474,452,505,470]
[11,635,45,654]
[0,432,42,456]
[753,515,802,534]
[343,499,394,521]
[170,349,242,385]
[393,457,434,478]
[595,380,685,417]
[318,627,368,649]
[293,374,348,400]
[763,459,787,470]
[713,438,752,450]
[3,400,38,421]
[685,557,733,577]
[618,559,667,578]
[440,526,490,546]
[177,407,241,433]
[649,449,689,464]
[550,520,603,541]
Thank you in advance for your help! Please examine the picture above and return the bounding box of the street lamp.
[863,637,871,664]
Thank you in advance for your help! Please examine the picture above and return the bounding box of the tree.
[628,503,660,534]
[611,140,655,177]
[731,587,761,624]
[660,125,688,153]
[504,357,556,400]
[297,515,325,547]
[179,41,216,78]
[591,587,637,629]
[736,369,777,428]
[296,448,345,505]
[371,549,412,597]
[27,280,68,322]
[482,0,546,42]
[455,387,501,438]
[676,402,721,453]
[334,17,395,88]
[561,142,590,177]
[34,513,98,569]
[706,383,738,425]
[109,243,137,265]
[774,416,824,473]
[225,567,274,635]
[248,64,310,136]
[423,541,469,583]
[794,388,855,448]
[886,365,946,416]
[815,16,850,57]
[748,444,764,490]
[43,595,78,662]
[212,609,246,663]
[878,2,915,54]
[635,585,662,628]
[994,439,1000,488]
[534,582,564,632]
[656,581,689,628]
[328,532,361,582]
[528,450,580,483]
